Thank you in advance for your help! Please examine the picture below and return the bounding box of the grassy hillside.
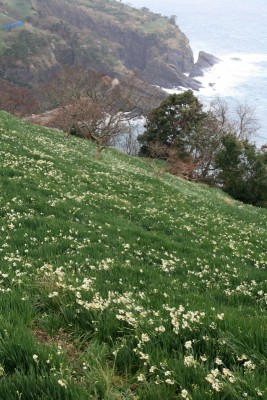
[0,111,266,399]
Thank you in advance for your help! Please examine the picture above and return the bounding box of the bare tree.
[208,97,260,140]
[233,101,260,139]
[0,80,38,116]
[41,67,160,159]
[120,122,141,155]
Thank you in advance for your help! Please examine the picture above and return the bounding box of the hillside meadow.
[0,111,266,399]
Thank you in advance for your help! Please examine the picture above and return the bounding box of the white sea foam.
[125,0,267,145]
[163,53,267,145]
[196,53,267,97]
[196,53,267,145]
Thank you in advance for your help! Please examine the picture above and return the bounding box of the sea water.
[125,0,267,146]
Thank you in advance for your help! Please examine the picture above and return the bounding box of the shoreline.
[163,52,267,146]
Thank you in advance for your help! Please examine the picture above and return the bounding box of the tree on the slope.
[215,134,267,206]
[42,67,158,159]
[138,92,261,181]
[138,90,207,162]
[138,90,224,180]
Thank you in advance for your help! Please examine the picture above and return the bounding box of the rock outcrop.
[189,51,221,78]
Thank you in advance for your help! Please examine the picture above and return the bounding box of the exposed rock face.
[0,0,201,90]
[143,56,200,89]
[189,51,221,78]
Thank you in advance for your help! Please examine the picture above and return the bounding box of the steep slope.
[0,111,266,399]
[0,0,199,89]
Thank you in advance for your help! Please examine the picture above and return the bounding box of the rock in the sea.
[189,51,221,78]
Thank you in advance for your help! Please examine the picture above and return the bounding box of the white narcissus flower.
[181,389,189,398]
[137,374,146,382]
[165,378,175,385]
[141,333,150,342]
[58,379,67,388]
[184,340,192,350]
[215,357,223,365]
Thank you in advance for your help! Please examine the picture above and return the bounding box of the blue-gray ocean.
[127,0,267,146]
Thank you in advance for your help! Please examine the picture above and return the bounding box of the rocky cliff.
[0,0,201,90]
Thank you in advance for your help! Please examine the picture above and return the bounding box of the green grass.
[0,111,266,399]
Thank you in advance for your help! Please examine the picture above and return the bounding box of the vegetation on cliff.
[0,0,197,90]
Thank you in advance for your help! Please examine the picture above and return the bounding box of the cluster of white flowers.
[184,355,198,368]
